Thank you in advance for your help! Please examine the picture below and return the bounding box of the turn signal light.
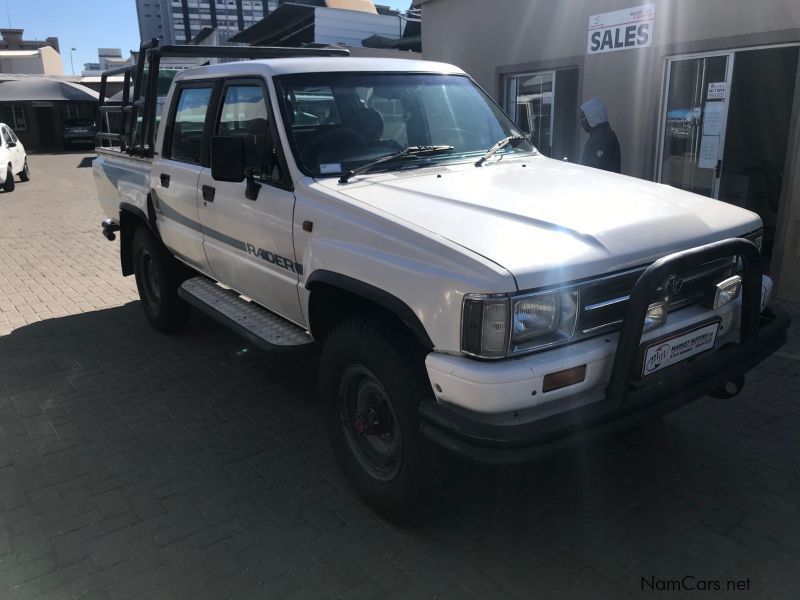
[542,365,587,393]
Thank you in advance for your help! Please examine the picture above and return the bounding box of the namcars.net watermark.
[642,576,752,593]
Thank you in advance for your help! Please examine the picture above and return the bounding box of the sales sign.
[587,4,655,54]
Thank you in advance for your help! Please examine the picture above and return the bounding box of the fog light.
[643,302,667,331]
[542,365,587,393]
[713,276,742,309]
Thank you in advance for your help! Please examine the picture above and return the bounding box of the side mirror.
[211,136,245,182]
[7,141,15,148]
[210,135,261,201]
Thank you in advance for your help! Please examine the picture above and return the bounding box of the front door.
[196,80,303,324]
[658,53,734,198]
[151,83,217,271]
[1,126,22,172]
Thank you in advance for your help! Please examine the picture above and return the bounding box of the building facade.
[136,0,279,44]
[419,0,800,303]
[0,29,59,53]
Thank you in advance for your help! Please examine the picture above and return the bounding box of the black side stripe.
[156,200,247,252]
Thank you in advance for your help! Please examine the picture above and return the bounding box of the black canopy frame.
[97,38,349,156]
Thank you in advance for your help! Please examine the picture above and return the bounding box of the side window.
[169,86,213,164]
[1,127,11,145]
[216,84,279,183]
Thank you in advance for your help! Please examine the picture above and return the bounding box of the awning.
[0,78,99,102]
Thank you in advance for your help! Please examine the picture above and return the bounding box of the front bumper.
[419,239,791,464]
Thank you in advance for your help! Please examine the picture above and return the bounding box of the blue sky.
[4,0,413,76]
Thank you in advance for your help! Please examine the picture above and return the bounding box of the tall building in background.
[136,0,279,45]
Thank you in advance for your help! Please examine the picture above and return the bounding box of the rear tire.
[3,166,14,192]
[18,160,29,182]
[320,315,442,523]
[132,225,190,333]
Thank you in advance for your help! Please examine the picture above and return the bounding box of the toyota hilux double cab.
[93,42,790,520]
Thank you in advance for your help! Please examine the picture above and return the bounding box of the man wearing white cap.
[579,97,621,173]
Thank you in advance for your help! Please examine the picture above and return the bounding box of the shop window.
[505,68,579,160]
[1,105,27,131]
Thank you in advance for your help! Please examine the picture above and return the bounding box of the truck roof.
[173,57,466,81]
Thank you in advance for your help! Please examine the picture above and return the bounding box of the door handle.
[202,184,215,202]
[160,173,170,188]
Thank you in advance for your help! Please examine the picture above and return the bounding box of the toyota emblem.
[664,275,684,297]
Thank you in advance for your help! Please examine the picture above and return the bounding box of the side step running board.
[178,277,313,352]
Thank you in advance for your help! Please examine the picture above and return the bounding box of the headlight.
[511,289,578,353]
[461,288,579,359]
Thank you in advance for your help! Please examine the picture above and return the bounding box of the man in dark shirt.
[579,97,621,173]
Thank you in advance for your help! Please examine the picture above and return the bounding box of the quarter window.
[169,86,213,164]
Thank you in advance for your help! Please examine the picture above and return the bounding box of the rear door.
[151,82,218,271]
[196,79,303,324]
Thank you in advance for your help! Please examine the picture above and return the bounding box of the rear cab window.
[167,86,215,164]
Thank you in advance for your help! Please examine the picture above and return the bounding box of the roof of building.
[0,78,99,101]
[0,73,125,84]
[0,49,40,57]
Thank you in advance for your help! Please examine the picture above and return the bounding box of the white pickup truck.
[94,43,789,520]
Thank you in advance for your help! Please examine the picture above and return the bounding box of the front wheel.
[18,160,29,182]
[132,225,190,333]
[320,315,442,522]
[3,166,14,192]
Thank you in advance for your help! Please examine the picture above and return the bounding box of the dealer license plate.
[641,321,720,377]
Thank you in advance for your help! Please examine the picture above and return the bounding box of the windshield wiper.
[474,135,527,167]
[338,145,454,183]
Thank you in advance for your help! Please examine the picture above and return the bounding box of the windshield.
[275,73,534,177]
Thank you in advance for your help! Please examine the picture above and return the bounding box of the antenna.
[6,0,11,28]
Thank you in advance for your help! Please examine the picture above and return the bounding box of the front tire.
[18,160,29,182]
[320,315,440,522]
[132,225,190,333]
[3,166,14,192]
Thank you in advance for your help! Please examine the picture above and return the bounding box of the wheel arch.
[119,197,159,276]
[305,270,434,351]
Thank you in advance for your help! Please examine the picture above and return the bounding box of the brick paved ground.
[0,153,799,599]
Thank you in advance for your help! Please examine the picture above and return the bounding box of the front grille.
[579,257,736,334]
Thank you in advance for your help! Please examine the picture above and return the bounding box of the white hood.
[320,156,761,291]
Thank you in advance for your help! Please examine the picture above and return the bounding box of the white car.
[93,45,790,521]
[0,122,29,192]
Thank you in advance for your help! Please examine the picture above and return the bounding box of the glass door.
[506,71,555,156]
[658,53,734,198]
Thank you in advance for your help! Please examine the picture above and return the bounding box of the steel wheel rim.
[140,250,161,307]
[340,364,402,481]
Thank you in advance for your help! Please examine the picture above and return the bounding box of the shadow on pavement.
[0,302,795,597]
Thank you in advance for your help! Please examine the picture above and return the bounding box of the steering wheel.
[303,127,367,167]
